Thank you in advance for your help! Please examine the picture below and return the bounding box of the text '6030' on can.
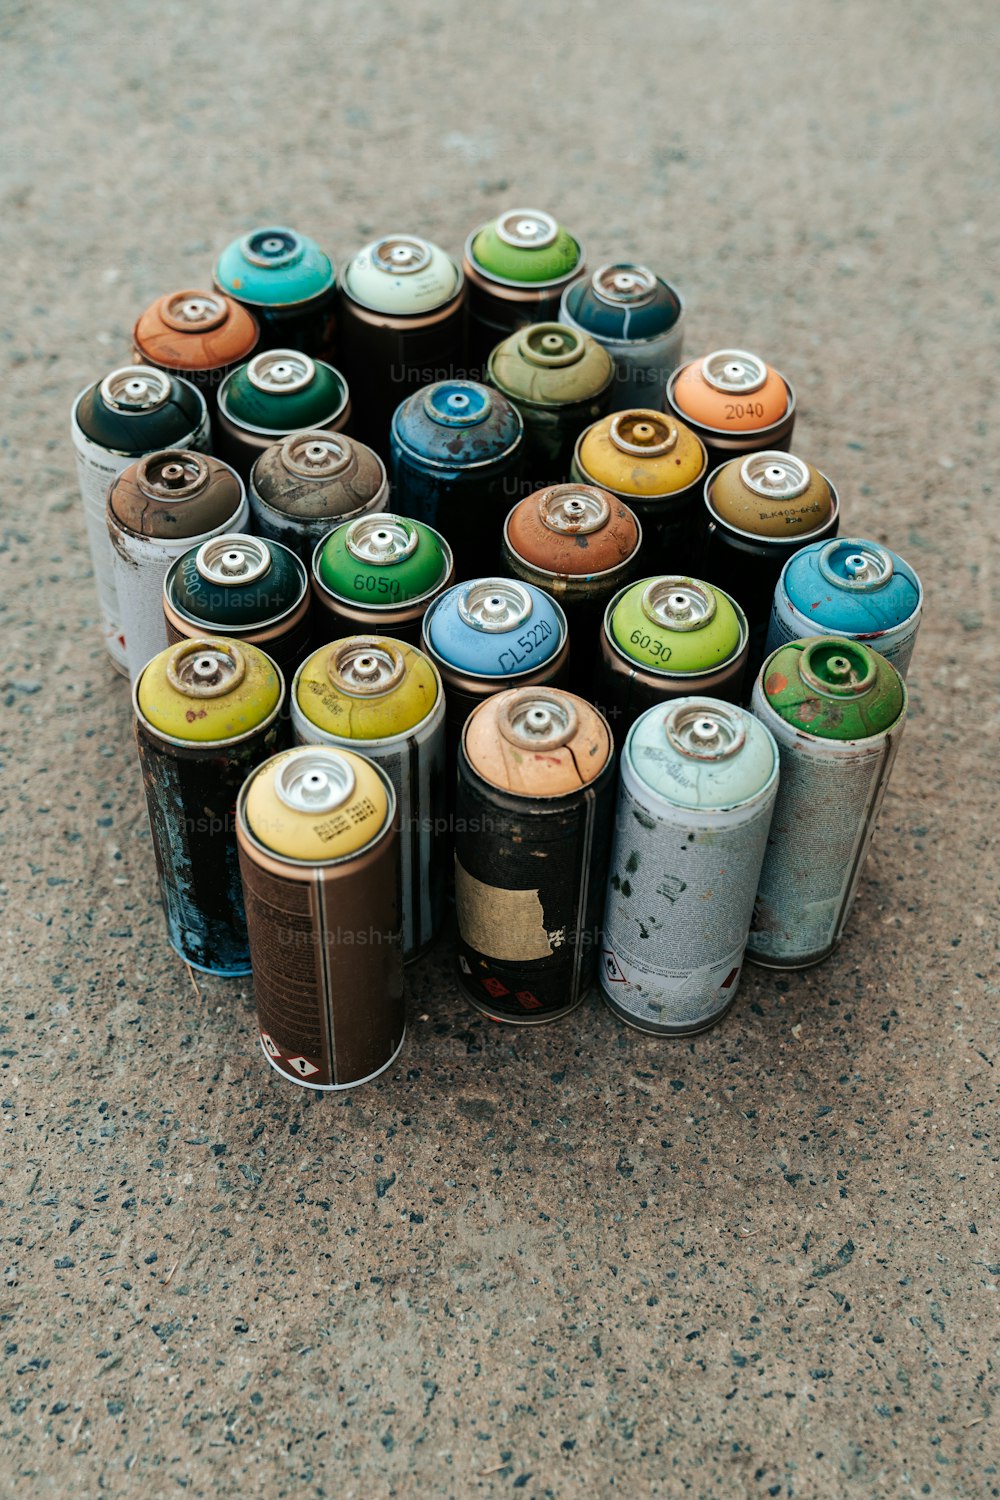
[463,208,585,375]
[134,638,285,975]
[71,365,210,675]
[214,225,337,358]
[559,262,685,410]
[601,698,778,1036]
[216,350,351,480]
[292,636,446,962]
[748,637,906,969]
[312,514,454,648]
[249,430,389,565]
[455,688,615,1023]
[237,746,404,1090]
[132,289,259,409]
[667,348,796,468]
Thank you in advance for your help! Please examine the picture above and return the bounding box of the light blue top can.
[625,697,778,812]
[214,227,336,309]
[421,576,567,680]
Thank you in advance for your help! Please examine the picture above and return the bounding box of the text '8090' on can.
[249,430,389,565]
[455,688,615,1023]
[559,262,685,410]
[134,637,285,975]
[748,637,906,969]
[312,513,454,649]
[601,698,778,1036]
[237,746,404,1090]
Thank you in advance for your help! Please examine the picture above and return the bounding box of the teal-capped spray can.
[216,349,351,478]
[213,225,337,357]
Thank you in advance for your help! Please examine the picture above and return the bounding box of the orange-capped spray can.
[132,290,260,410]
[666,348,796,468]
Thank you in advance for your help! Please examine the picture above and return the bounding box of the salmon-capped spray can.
[667,348,796,467]
[292,636,446,961]
[601,698,778,1035]
[748,637,907,969]
[249,430,388,564]
[133,637,285,975]
[213,225,337,357]
[455,687,616,1023]
[463,208,585,374]
[312,513,454,647]
[132,289,259,407]
[216,349,351,478]
[236,745,404,1090]
[71,365,210,675]
[559,263,685,409]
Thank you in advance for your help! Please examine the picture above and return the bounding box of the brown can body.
[339,289,466,452]
[132,290,260,404]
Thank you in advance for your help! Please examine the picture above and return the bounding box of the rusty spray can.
[132,289,259,410]
[248,430,388,565]
[133,637,285,974]
[311,513,454,648]
[236,745,404,1089]
[463,208,585,375]
[667,348,796,469]
[748,637,907,969]
[213,226,337,357]
[601,698,778,1035]
[216,349,351,479]
[559,262,685,409]
[455,687,615,1023]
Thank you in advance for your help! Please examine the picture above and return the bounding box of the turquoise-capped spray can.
[213,225,337,358]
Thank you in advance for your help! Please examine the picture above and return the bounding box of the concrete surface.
[2,1,997,1495]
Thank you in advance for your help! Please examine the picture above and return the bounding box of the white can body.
[558,305,685,412]
[765,588,921,679]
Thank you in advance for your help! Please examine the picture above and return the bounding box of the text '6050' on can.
[214,225,337,358]
[132,289,259,409]
[216,350,351,480]
[601,698,778,1036]
[249,430,388,565]
[463,208,585,375]
[292,636,446,962]
[312,513,454,649]
[163,533,311,680]
[236,746,404,1090]
[667,348,796,468]
[71,365,210,676]
[134,638,285,975]
[765,537,923,679]
[455,688,615,1023]
[748,637,906,969]
[559,262,685,410]
[107,450,248,684]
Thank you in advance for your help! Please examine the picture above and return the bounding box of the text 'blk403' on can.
[214,225,337,358]
[132,289,259,409]
[766,537,923,679]
[236,745,404,1090]
[249,430,388,565]
[71,365,210,675]
[667,348,796,468]
[748,636,907,969]
[559,262,685,410]
[601,697,778,1035]
[108,450,248,684]
[292,636,446,962]
[312,513,454,649]
[216,349,351,479]
[455,687,615,1023]
[163,533,311,681]
[134,637,285,975]
[463,208,585,375]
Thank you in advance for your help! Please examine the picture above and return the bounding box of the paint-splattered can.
[748,637,907,969]
[486,322,614,484]
[291,636,446,962]
[248,430,389,564]
[236,745,404,1089]
[107,450,249,683]
[71,365,210,675]
[216,349,351,479]
[213,225,337,357]
[765,537,923,679]
[312,513,454,648]
[463,208,585,374]
[595,576,749,738]
[455,687,615,1023]
[600,698,778,1035]
[559,262,685,410]
[390,380,523,578]
[338,234,465,450]
[571,408,707,573]
[163,533,311,680]
[131,289,259,408]
[133,637,285,974]
[667,348,796,468]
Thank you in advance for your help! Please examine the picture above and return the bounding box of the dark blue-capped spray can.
[559,263,685,411]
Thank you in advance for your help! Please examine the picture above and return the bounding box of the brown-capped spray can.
[132,289,259,409]
[248,430,389,565]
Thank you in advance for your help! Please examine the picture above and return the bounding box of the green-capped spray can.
[213,226,337,358]
[311,513,455,647]
[463,208,585,374]
[487,322,614,485]
[216,349,350,478]
[248,430,389,564]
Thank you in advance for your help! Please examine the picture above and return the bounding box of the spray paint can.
[213,225,337,357]
[765,537,923,679]
[291,636,446,962]
[107,450,249,683]
[248,430,388,565]
[559,262,685,409]
[131,289,259,409]
[600,698,778,1036]
[71,365,210,675]
[667,348,796,469]
[311,513,454,648]
[486,322,614,484]
[236,745,404,1089]
[748,637,907,969]
[338,234,465,450]
[163,533,311,680]
[133,637,285,974]
[390,380,523,578]
[595,576,749,737]
[455,687,615,1023]
[572,409,707,574]
[216,350,351,479]
[463,208,585,375]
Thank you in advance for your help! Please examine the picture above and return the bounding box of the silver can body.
[558,308,685,413]
[765,588,921,680]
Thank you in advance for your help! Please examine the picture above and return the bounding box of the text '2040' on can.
[134,637,285,975]
[292,636,446,962]
[463,208,585,374]
[455,687,615,1023]
[312,513,454,648]
[559,262,685,410]
[237,746,404,1090]
[214,225,338,358]
[71,365,210,675]
[601,698,778,1036]
[667,348,796,468]
[249,430,388,564]
[748,637,907,969]
[132,289,259,408]
[216,349,351,479]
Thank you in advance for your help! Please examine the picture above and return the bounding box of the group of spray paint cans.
[69,209,922,1089]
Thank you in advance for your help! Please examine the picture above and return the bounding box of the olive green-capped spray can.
[601,698,779,1035]
[216,350,350,478]
[748,637,907,969]
[463,208,585,374]
[487,322,614,484]
[249,431,389,564]
[311,513,455,647]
